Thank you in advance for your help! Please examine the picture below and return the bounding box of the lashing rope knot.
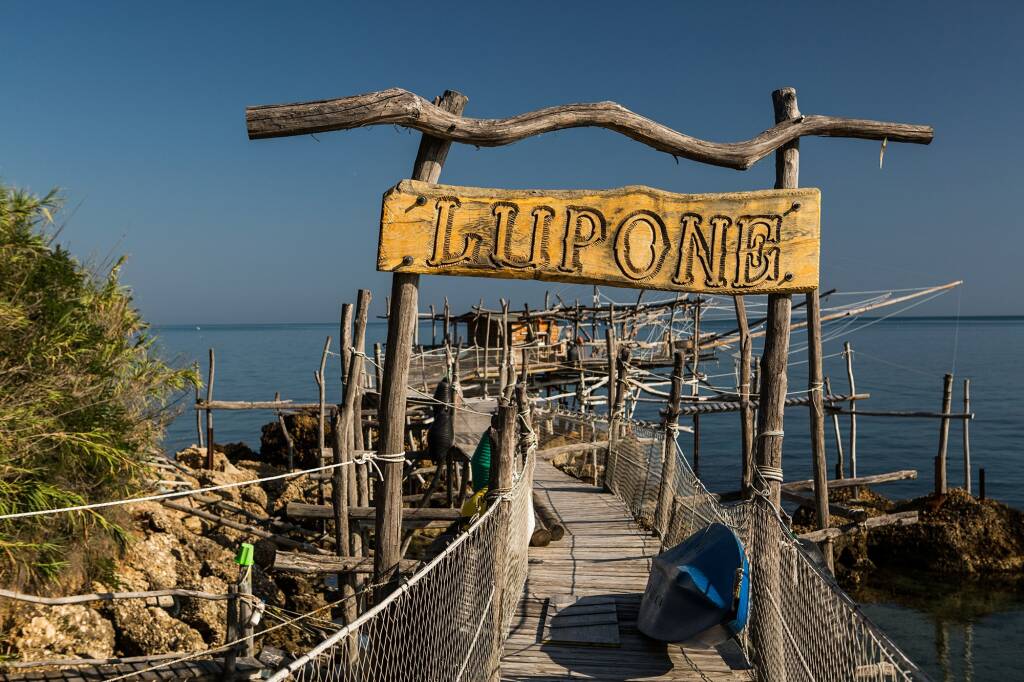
[756,465,784,483]
[757,430,784,439]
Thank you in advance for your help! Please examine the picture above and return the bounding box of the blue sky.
[1,1,1021,323]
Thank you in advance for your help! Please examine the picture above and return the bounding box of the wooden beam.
[805,282,833,571]
[273,552,417,575]
[246,88,933,171]
[798,511,919,543]
[537,440,609,459]
[783,469,918,491]
[779,488,865,522]
[288,502,460,524]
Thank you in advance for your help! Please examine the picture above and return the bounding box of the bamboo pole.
[374,90,467,589]
[805,286,834,572]
[963,378,971,495]
[205,349,215,470]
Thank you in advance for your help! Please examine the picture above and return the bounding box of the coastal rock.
[260,412,332,468]
[12,604,116,661]
[178,575,228,644]
[112,599,205,655]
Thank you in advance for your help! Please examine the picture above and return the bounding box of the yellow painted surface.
[378,180,820,294]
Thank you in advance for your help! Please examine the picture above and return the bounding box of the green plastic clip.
[235,542,254,567]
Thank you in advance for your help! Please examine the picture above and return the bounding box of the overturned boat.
[638,522,750,648]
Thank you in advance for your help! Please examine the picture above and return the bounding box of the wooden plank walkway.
[501,459,752,681]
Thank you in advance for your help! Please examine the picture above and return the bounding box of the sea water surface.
[156,316,1024,681]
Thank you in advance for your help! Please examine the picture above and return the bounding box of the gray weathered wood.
[246,88,933,171]
[782,469,918,491]
[734,298,753,497]
[375,90,468,587]
[963,378,972,495]
[653,352,684,539]
[805,287,833,571]
[206,348,215,469]
[799,511,919,543]
[936,372,954,494]
[273,552,417,575]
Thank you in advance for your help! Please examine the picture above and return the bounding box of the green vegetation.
[0,184,195,586]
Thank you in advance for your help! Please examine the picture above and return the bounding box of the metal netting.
[267,447,535,682]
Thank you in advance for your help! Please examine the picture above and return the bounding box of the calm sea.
[155,316,1024,681]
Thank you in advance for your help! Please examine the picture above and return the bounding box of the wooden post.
[488,399,516,682]
[274,391,295,472]
[734,298,753,496]
[238,567,253,658]
[443,297,451,346]
[373,343,384,392]
[963,378,971,495]
[194,362,204,448]
[825,377,845,479]
[315,338,331,522]
[429,304,436,347]
[205,349,215,470]
[844,342,858,483]
[340,303,353,388]
[603,328,617,491]
[221,583,237,680]
[805,286,834,572]
[483,311,493,398]
[374,90,467,588]
[654,352,685,540]
[754,87,799,509]
[979,468,986,500]
[936,372,954,495]
[749,86,799,682]
[691,298,701,478]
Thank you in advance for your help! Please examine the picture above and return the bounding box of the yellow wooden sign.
[378,180,820,294]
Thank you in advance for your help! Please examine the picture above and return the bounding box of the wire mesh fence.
[542,407,928,682]
[267,444,535,682]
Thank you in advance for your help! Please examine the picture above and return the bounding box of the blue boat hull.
[637,522,750,647]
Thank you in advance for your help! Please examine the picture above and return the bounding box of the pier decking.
[501,459,751,681]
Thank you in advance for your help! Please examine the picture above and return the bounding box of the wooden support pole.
[750,86,799,682]
[691,298,701,478]
[734,298,753,497]
[825,377,845,479]
[654,352,685,540]
[194,362,204,448]
[963,378,971,495]
[430,304,436,347]
[205,349,215,469]
[274,391,295,472]
[979,468,986,500]
[340,303,353,388]
[443,296,451,346]
[237,566,254,658]
[844,342,858,483]
[488,399,516,681]
[374,90,467,589]
[373,343,384,392]
[483,311,493,398]
[936,372,954,495]
[805,290,834,572]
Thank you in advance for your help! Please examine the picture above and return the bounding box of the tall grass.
[0,184,196,586]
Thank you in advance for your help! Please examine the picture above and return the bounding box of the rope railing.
[536,407,928,682]
[265,440,536,682]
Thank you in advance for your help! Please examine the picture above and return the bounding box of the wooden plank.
[379,180,820,295]
[798,511,920,542]
[287,502,460,525]
[272,552,418,575]
[782,469,917,491]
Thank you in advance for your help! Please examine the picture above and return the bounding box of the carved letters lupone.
[378,180,820,294]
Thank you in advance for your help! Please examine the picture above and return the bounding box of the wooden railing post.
[654,352,685,542]
[374,90,467,589]
[488,399,516,681]
[844,342,858,486]
[806,286,834,572]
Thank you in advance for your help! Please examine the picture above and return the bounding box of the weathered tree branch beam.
[246,88,932,170]
[287,502,460,525]
[0,587,230,606]
[779,488,867,521]
[798,511,919,542]
[783,469,918,491]
[273,552,418,575]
